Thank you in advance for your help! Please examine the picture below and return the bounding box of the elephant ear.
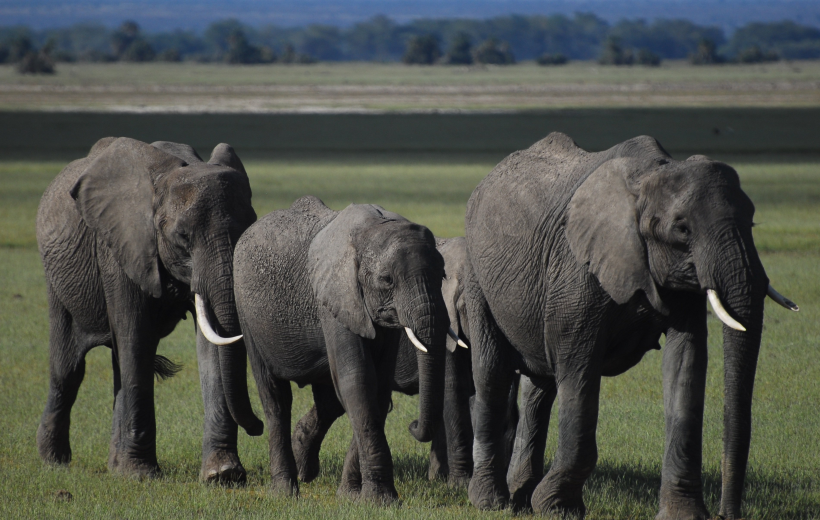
[208,143,247,175]
[308,205,380,340]
[565,157,667,315]
[439,237,468,352]
[69,137,185,298]
[151,141,203,164]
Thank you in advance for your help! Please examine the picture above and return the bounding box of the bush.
[689,39,725,64]
[443,32,473,65]
[598,37,633,65]
[122,40,156,62]
[402,34,441,65]
[536,53,568,65]
[17,51,54,74]
[736,45,779,63]
[157,48,181,62]
[279,44,316,64]
[473,38,515,65]
[636,48,661,66]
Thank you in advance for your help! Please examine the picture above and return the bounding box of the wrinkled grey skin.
[290,237,521,489]
[233,196,450,503]
[36,137,263,482]
[464,132,772,519]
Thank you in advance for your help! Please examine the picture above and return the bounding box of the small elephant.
[289,237,515,489]
[233,196,451,503]
[36,137,264,481]
[463,132,798,518]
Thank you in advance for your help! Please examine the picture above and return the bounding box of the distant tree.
[536,52,568,65]
[8,34,34,62]
[689,39,724,65]
[598,37,633,65]
[0,45,8,64]
[474,38,515,64]
[727,21,820,60]
[17,38,55,74]
[636,48,661,66]
[736,45,779,63]
[402,34,441,65]
[444,32,473,65]
[296,25,342,61]
[156,48,181,62]
[347,15,407,61]
[609,19,724,60]
[226,29,260,63]
[110,21,155,61]
[280,43,296,63]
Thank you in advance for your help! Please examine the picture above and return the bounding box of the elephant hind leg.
[293,383,345,483]
[37,284,88,465]
[257,367,298,496]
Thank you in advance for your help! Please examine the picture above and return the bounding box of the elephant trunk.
[400,274,449,443]
[194,244,264,437]
[699,227,767,519]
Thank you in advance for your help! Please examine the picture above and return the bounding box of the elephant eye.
[674,222,691,238]
[380,274,394,286]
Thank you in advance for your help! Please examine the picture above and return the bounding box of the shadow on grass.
[588,461,819,520]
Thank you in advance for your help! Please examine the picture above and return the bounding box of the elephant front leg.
[324,317,399,504]
[292,383,346,483]
[657,295,710,520]
[507,375,557,511]
[255,367,299,496]
[435,346,474,488]
[196,332,246,484]
[37,287,86,465]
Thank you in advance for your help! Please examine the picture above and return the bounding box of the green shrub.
[536,53,568,65]
[402,34,441,65]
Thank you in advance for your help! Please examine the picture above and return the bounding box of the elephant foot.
[109,458,160,480]
[531,480,585,519]
[37,421,71,465]
[358,481,400,505]
[655,498,710,520]
[201,451,247,485]
[507,466,543,511]
[468,473,509,510]
[293,442,321,483]
[447,472,471,489]
[337,479,362,500]
[270,475,299,498]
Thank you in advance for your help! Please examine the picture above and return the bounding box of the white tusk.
[195,293,243,346]
[447,327,469,349]
[706,289,746,332]
[405,327,428,353]
[767,284,799,312]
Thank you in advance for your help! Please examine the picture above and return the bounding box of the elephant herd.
[35,134,799,519]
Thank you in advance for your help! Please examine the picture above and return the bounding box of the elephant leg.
[657,295,710,520]
[428,420,448,482]
[338,437,362,498]
[37,284,86,465]
[508,375,557,511]
[465,283,515,510]
[255,365,298,496]
[196,331,246,484]
[292,383,346,483]
[502,374,521,468]
[437,346,474,488]
[324,316,398,504]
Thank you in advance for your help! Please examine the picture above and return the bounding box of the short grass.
[1,61,819,111]
[1,153,818,519]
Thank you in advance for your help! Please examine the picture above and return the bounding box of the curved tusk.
[405,327,428,353]
[195,293,243,346]
[767,284,799,312]
[447,327,469,349]
[706,289,746,332]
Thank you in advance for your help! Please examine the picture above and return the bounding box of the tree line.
[2,14,819,73]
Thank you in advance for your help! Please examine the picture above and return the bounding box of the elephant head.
[68,137,263,436]
[309,204,450,442]
[565,139,797,516]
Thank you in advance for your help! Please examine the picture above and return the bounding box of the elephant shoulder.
[525,131,586,161]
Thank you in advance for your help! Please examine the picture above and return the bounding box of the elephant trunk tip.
[243,418,264,437]
[408,419,436,443]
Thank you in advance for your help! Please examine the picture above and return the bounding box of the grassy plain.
[1,153,818,519]
[1,60,819,111]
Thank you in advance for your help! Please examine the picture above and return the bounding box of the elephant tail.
[153,355,183,381]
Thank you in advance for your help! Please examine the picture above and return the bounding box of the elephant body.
[289,237,522,489]
[36,137,262,481]
[463,132,783,518]
[233,196,450,502]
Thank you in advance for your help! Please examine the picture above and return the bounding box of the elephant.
[232,196,451,503]
[461,132,799,518]
[36,137,264,482]
[288,236,517,490]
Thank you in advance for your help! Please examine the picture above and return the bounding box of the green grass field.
[1,61,819,111]
[1,153,819,518]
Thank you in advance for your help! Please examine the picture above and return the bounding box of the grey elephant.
[36,137,264,481]
[288,237,515,489]
[233,196,450,503]
[462,132,798,518]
